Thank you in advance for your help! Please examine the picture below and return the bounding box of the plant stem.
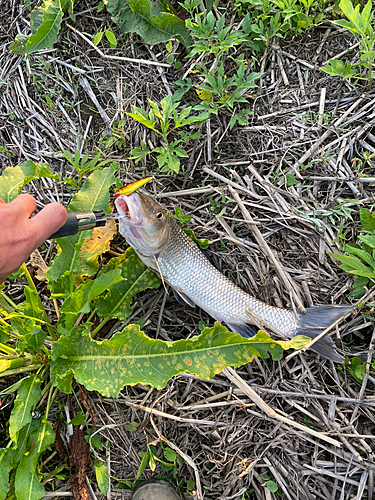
[91,317,110,338]
[0,363,42,378]
[0,342,17,355]
[45,385,59,419]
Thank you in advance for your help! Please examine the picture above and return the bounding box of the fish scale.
[157,217,299,336]
[116,191,353,362]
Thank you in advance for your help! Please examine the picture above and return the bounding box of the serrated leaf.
[46,167,117,294]
[9,375,42,443]
[14,419,55,500]
[106,0,191,46]
[96,248,161,320]
[23,0,63,55]
[0,161,59,203]
[50,322,310,397]
[94,460,109,496]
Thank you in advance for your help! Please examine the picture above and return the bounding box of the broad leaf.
[0,161,59,203]
[24,0,63,55]
[79,220,118,277]
[95,460,109,496]
[60,268,124,329]
[9,375,42,443]
[50,322,309,397]
[46,166,117,294]
[106,0,191,46]
[96,248,161,320]
[14,419,55,500]
[360,208,375,233]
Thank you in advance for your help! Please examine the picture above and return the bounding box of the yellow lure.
[114,177,152,198]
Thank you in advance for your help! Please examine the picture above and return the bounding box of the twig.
[66,23,171,68]
[223,367,341,447]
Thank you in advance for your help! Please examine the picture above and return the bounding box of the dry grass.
[1,0,375,498]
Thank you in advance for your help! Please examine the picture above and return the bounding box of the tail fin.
[296,305,354,363]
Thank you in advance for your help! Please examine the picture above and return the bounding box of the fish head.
[115,192,170,258]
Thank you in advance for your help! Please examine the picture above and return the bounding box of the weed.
[0,161,310,499]
[127,95,208,174]
[330,207,375,299]
[321,0,375,83]
[234,0,326,38]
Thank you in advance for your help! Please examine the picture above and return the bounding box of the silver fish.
[115,192,352,362]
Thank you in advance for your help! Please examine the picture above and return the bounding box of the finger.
[0,198,5,204]
[28,203,67,248]
[9,194,37,217]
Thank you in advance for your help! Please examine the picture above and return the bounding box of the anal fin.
[226,322,257,338]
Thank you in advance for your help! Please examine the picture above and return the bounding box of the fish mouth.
[115,194,143,225]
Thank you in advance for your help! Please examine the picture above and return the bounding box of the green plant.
[321,0,375,82]
[0,161,310,500]
[234,0,326,38]
[11,0,190,56]
[193,62,261,128]
[62,150,117,190]
[330,208,375,298]
[261,473,280,494]
[127,95,208,174]
[345,356,374,383]
[186,13,247,68]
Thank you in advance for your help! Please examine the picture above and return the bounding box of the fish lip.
[114,193,143,226]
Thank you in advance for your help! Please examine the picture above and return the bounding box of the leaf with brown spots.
[50,322,310,397]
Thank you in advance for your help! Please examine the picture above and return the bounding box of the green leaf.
[0,450,13,500]
[266,480,278,493]
[9,375,42,443]
[360,208,375,232]
[184,229,211,249]
[96,248,161,320]
[106,0,191,46]
[344,244,375,269]
[60,268,123,317]
[50,323,309,397]
[105,29,118,47]
[69,411,86,426]
[94,460,109,496]
[46,166,117,294]
[329,253,375,278]
[359,234,375,249]
[14,419,55,500]
[0,161,59,203]
[93,31,104,45]
[22,0,63,55]
[163,447,176,462]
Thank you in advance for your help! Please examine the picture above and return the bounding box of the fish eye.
[156,212,164,220]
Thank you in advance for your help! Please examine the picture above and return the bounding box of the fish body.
[115,192,352,362]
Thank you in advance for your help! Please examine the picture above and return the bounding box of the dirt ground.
[1,0,375,499]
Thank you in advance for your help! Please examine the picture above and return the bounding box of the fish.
[115,190,353,363]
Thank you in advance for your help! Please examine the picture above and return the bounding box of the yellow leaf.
[79,220,117,276]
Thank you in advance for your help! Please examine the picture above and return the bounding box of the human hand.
[0,194,67,283]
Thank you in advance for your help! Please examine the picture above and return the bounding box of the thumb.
[28,203,68,248]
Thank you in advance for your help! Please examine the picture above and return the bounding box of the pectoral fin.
[172,287,196,308]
